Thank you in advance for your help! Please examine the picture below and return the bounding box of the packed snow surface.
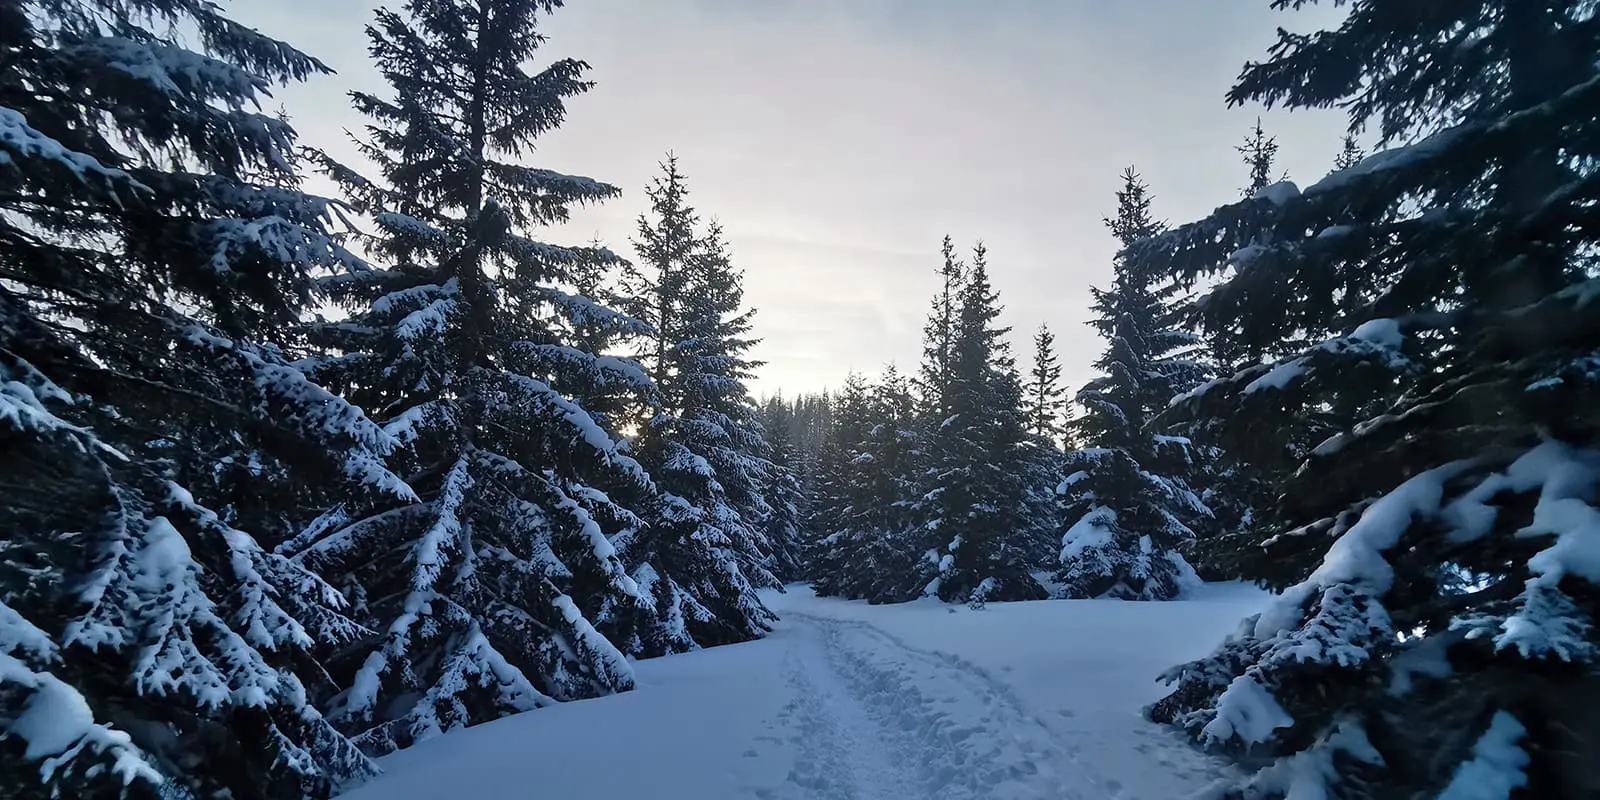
[339,583,1270,800]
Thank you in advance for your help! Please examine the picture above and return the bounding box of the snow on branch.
[547,482,642,600]
[0,351,123,459]
[1256,462,1472,638]
[410,457,473,592]
[497,371,650,483]
[1442,441,1600,661]
[1436,712,1530,800]
[0,601,164,792]
[394,624,554,745]
[178,324,415,500]
[535,287,654,336]
[63,37,271,111]
[62,506,282,711]
[166,482,369,648]
[0,106,145,192]
[508,342,653,391]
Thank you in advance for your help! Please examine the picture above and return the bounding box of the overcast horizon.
[234,0,1351,399]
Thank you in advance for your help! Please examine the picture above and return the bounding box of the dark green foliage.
[1056,169,1212,601]
[807,370,924,602]
[808,241,1051,604]
[287,0,651,756]
[1025,324,1069,445]
[914,245,1048,604]
[1140,2,1600,796]
[621,157,781,652]
[756,398,809,582]
[1,0,398,795]
[1238,118,1286,198]
[1332,135,1364,173]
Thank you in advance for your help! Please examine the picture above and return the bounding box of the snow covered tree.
[759,391,833,485]
[1141,2,1600,796]
[915,244,1049,604]
[1056,168,1210,601]
[806,376,870,595]
[1013,325,1071,569]
[1,1,401,795]
[815,241,1058,605]
[620,158,781,652]
[1204,120,1294,376]
[808,368,923,602]
[676,221,790,589]
[755,398,809,582]
[805,373,874,593]
[289,0,650,756]
[1025,323,1069,445]
[1189,131,1379,582]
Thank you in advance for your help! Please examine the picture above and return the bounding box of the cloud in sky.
[233,0,1350,398]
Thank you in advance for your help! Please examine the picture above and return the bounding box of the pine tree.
[916,244,1048,604]
[806,373,877,596]
[1331,134,1364,173]
[2,1,399,795]
[1187,132,1381,582]
[763,390,834,577]
[1056,169,1211,601]
[289,0,649,756]
[1016,324,1071,570]
[916,236,967,418]
[756,396,809,582]
[1238,117,1285,197]
[1140,2,1600,796]
[1204,119,1294,376]
[622,158,780,652]
[1025,324,1068,444]
[808,368,921,602]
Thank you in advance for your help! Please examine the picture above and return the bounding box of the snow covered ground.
[339,583,1271,800]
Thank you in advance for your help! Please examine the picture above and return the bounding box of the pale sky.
[234,1,1349,399]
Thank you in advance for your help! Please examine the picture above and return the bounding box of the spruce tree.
[756,397,809,582]
[1141,2,1600,796]
[768,388,832,569]
[1186,135,1384,582]
[288,0,649,756]
[1238,118,1285,197]
[1205,120,1294,375]
[622,158,780,651]
[1056,169,1211,601]
[1018,324,1072,570]
[805,373,876,596]
[1331,134,1364,173]
[916,236,967,417]
[808,368,921,602]
[2,0,398,795]
[1025,324,1069,444]
[917,244,1048,604]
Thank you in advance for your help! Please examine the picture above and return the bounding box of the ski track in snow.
[755,611,1119,800]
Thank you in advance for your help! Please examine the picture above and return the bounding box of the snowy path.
[758,610,1108,800]
[338,584,1267,800]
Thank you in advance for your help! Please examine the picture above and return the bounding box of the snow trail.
[759,611,1118,800]
[764,620,922,800]
[335,584,1269,800]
